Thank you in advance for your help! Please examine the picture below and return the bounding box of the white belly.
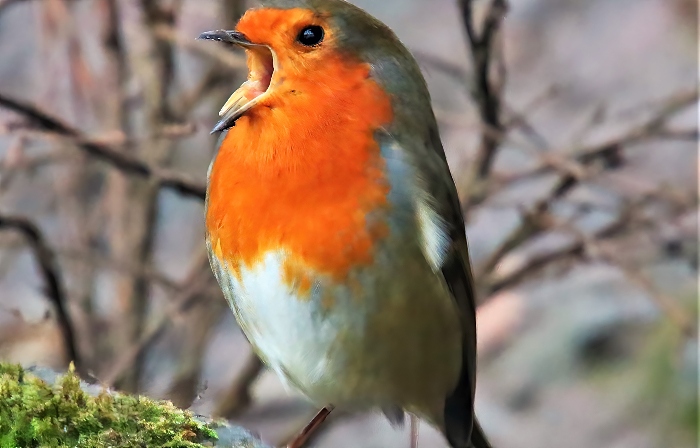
[208,250,348,394]
[207,241,463,410]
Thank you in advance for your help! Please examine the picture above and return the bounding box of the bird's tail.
[443,414,493,448]
[468,418,492,448]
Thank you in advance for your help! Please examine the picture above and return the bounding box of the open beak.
[197,30,277,133]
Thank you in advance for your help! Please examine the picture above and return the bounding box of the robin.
[200,1,493,447]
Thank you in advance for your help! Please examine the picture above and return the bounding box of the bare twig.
[482,205,636,294]
[476,158,599,278]
[0,92,206,199]
[56,248,181,292]
[0,0,29,15]
[153,24,246,71]
[490,89,699,191]
[458,0,509,197]
[0,214,81,372]
[105,0,180,392]
[213,353,265,419]
[415,51,698,213]
[473,89,698,277]
[610,260,696,336]
[0,0,80,16]
[482,180,697,319]
[102,254,213,387]
[552,215,697,336]
[167,296,228,409]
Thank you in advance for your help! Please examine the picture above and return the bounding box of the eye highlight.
[297,25,324,46]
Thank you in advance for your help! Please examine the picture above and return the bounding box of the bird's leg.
[409,413,419,448]
[285,406,334,448]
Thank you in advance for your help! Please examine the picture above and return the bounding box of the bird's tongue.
[219,79,266,116]
[212,47,274,133]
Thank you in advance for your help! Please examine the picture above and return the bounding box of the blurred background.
[0,0,697,447]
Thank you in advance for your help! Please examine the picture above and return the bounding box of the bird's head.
[198,0,433,134]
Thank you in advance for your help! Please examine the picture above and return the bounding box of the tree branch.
[102,254,214,387]
[551,212,697,336]
[490,88,698,191]
[457,0,509,196]
[0,92,206,200]
[0,214,81,373]
[213,353,265,419]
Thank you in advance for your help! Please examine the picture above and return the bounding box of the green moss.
[0,363,218,448]
[633,315,698,445]
[588,294,698,447]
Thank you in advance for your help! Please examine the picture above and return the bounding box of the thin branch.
[457,0,509,194]
[152,24,246,71]
[482,205,634,294]
[476,155,599,277]
[166,296,228,409]
[552,214,697,336]
[415,51,698,209]
[491,88,699,191]
[0,214,82,373]
[102,254,213,387]
[0,0,29,15]
[56,248,181,292]
[0,92,206,200]
[483,192,697,330]
[473,89,699,270]
[213,353,265,419]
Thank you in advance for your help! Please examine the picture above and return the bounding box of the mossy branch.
[0,363,271,448]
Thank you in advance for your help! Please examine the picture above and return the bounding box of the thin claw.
[409,414,419,448]
[285,406,334,448]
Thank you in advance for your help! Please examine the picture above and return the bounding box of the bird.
[200,1,493,447]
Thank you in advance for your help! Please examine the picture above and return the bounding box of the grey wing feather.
[404,125,483,447]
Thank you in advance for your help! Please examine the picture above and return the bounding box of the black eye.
[297,25,324,46]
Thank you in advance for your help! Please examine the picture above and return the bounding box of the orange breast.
[206,52,393,288]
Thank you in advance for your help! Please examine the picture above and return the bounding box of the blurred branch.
[476,156,605,278]
[458,0,509,200]
[483,184,697,300]
[552,213,697,336]
[475,89,698,278]
[153,24,246,71]
[158,3,248,115]
[509,88,699,180]
[57,248,181,292]
[139,0,177,120]
[113,0,183,392]
[0,92,206,199]
[611,258,697,337]
[0,213,81,373]
[103,253,214,387]
[417,50,698,208]
[175,68,234,113]
[0,0,30,15]
[0,0,78,16]
[491,89,698,189]
[213,353,265,419]
[101,0,129,132]
[168,0,252,413]
[482,202,638,294]
[167,296,228,409]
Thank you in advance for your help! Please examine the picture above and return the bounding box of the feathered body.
[204,2,490,447]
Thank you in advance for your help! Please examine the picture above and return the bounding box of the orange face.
[205,7,394,289]
[237,8,336,75]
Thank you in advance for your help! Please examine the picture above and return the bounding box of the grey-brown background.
[0,0,697,447]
